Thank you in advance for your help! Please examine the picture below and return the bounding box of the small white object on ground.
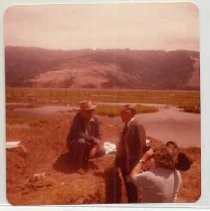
[6,141,21,149]
[103,142,116,154]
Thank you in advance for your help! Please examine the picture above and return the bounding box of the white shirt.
[131,168,182,202]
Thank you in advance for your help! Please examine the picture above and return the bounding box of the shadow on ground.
[53,152,100,174]
[53,152,76,174]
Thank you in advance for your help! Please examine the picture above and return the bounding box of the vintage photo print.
[4,2,200,205]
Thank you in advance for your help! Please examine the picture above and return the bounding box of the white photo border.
[0,0,210,210]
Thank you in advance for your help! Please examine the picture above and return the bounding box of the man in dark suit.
[66,100,104,170]
[115,104,146,202]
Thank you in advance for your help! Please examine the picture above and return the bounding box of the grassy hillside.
[5,47,200,90]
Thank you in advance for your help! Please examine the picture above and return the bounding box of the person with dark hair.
[130,146,182,202]
[115,104,146,203]
[66,100,105,171]
[175,152,192,171]
[166,141,192,171]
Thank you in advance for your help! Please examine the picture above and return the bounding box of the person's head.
[120,104,136,123]
[166,141,180,162]
[175,152,192,171]
[165,141,192,171]
[79,100,96,121]
[153,145,175,170]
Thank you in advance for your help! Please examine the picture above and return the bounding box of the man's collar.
[127,116,135,127]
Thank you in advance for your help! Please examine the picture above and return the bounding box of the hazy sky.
[4,3,199,51]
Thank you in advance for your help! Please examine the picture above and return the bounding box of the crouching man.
[66,100,105,170]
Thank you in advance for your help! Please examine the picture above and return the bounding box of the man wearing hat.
[115,104,146,202]
[66,100,104,170]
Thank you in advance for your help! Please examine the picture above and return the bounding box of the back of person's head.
[165,141,192,171]
[166,141,179,148]
[165,141,180,164]
[166,141,179,155]
[154,145,174,170]
[175,152,192,171]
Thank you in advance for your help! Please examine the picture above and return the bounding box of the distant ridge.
[5,46,200,90]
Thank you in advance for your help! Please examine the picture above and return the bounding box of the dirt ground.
[6,108,201,205]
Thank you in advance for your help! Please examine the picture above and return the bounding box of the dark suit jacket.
[66,112,101,150]
[115,118,146,175]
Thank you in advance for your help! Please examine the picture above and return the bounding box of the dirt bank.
[6,110,200,204]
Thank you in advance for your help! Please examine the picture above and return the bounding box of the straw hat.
[79,100,96,111]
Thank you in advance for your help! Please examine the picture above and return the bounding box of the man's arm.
[94,117,101,140]
[127,123,146,169]
[114,140,122,167]
[137,124,146,153]
[83,117,102,147]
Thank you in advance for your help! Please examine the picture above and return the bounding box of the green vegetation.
[96,104,159,117]
[178,105,200,113]
[6,87,200,107]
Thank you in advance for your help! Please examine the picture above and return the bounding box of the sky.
[4,3,199,51]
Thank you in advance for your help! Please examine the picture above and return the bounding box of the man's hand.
[89,146,97,158]
[93,138,101,146]
[86,137,100,146]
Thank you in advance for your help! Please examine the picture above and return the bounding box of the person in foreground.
[115,104,146,203]
[129,145,182,203]
[66,100,105,171]
[166,141,192,171]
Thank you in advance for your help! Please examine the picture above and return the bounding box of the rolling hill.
[5,46,200,90]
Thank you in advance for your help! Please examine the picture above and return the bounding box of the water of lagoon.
[11,103,200,147]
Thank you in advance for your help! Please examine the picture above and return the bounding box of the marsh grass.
[6,87,200,107]
[178,105,200,113]
[96,104,159,117]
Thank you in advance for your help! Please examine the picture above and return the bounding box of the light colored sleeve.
[131,171,149,187]
[176,170,182,193]
[174,170,183,200]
